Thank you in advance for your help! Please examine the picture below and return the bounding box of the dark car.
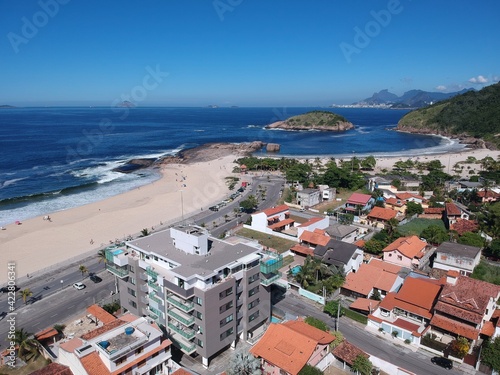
[431,356,453,370]
[90,274,102,283]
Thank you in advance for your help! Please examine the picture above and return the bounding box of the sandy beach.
[0,154,238,284]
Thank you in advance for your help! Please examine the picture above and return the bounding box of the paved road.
[276,292,469,375]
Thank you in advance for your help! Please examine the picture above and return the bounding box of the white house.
[433,242,481,276]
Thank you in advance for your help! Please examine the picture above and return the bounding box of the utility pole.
[336,299,341,331]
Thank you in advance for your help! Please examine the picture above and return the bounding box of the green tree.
[405,201,424,217]
[329,331,344,349]
[351,354,373,375]
[79,264,88,279]
[240,195,258,212]
[385,218,400,237]
[298,364,324,375]
[140,228,150,237]
[226,349,262,375]
[360,156,376,171]
[370,289,381,301]
[97,249,107,267]
[304,316,329,332]
[450,336,470,359]
[324,300,344,318]
[457,232,484,247]
[482,336,500,371]
[13,328,38,360]
[420,225,448,245]
[486,239,500,258]
[21,288,33,304]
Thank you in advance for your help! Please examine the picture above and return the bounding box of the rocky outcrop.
[267,120,354,132]
[266,143,280,152]
[113,158,156,173]
[266,111,354,132]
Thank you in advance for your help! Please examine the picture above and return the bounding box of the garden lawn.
[0,355,49,375]
[398,218,446,236]
[236,228,296,254]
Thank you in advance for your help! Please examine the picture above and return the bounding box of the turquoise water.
[271,316,282,323]
[266,259,277,266]
[291,265,302,275]
[112,249,124,255]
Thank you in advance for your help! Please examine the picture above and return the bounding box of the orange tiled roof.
[342,263,399,296]
[430,314,479,341]
[380,292,433,320]
[367,206,397,221]
[80,319,126,341]
[332,341,368,365]
[395,277,442,311]
[298,217,324,227]
[354,239,366,248]
[445,202,462,216]
[396,192,423,201]
[262,204,289,217]
[447,270,460,278]
[171,369,195,375]
[347,193,372,205]
[282,320,335,345]
[29,363,73,375]
[368,258,402,274]
[290,244,314,256]
[386,197,405,207]
[59,337,83,353]
[250,323,319,375]
[383,236,427,259]
[349,298,380,313]
[478,190,500,198]
[87,304,116,324]
[450,219,479,235]
[424,207,445,214]
[35,327,58,341]
[480,321,495,337]
[268,218,294,230]
[299,229,330,247]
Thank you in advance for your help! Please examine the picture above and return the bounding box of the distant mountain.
[397,82,500,148]
[0,105,16,109]
[354,88,474,108]
[116,101,136,108]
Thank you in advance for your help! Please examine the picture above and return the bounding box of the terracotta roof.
[261,204,289,217]
[290,244,314,256]
[424,207,445,214]
[368,258,402,274]
[450,219,479,235]
[332,341,368,366]
[393,318,420,333]
[118,313,139,323]
[447,270,460,278]
[299,229,330,247]
[430,314,479,341]
[480,321,495,337]
[386,197,406,207]
[35,327,59,341]
[298,217,324,227]
[477,190,500,198]
[395,277,442,311]
[342,262,399,296]
[347,193,372,205]
[268,218,294,230]
[59,337,83,353]
[383,236,427,259]
[367,206,397,221]
[282,320,335,345]
[29,363,73,375]
[349,298,380,313]
[354,239,366,248]
[80,319,126,341]
[396,192,423,201]
[380,292,433,320]
[250,323,319,375]
[87,304,116,324]
[445,202,462,216]
[171,369,195,375]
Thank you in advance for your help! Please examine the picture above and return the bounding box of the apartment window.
[115,356,127,365]
[219,287,233,299]
[138,359,146,368]
[248,286,259,297]
[129,265,134,273]
[129,277,136,285]
[197,325,203,335]
[220,327,234,341]
[220,300,233,314]
[248,298,259,310]
[127,287,136,297]
[220,314,234,327]
[197,338,204,348]
[135,347,143,355]
[247,259,259,269]
[397,255,403,261]
[196,311,203,320]
[129,300,137,309]
[248,273,259,284]
[195,296,203,306]
[249,311,260,322]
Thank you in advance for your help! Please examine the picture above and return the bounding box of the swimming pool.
[271,315,283,323]
[290,265,302,275]
[112,249,124,256]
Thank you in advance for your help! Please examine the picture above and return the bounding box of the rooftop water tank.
[100,341,110,349]
[125,327,134,335]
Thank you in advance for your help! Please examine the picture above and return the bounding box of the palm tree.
[13,328,38,360]
[79,265,88,279]
[386,218,399,237]
[97,249,107,268]
[21,288,33,304]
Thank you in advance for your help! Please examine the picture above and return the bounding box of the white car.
[73,282,86,290]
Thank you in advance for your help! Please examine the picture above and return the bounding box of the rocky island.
[266,110,354,132]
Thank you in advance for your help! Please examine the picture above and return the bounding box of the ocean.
[0,107,464,226]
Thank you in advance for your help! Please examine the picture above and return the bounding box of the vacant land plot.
[236,228,296,253]
[398,218,446,236]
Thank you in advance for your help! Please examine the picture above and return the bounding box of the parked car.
[90,275,102,283]
[431,356,453,370]
[73,282,86,290]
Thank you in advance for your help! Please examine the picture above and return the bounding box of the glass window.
[196,297,203,306]
[127,287,136,297]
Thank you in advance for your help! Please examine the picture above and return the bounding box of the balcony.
[260,271,282,286]
[148,280,161,292]
[149,292,163,305]
[149,311,159,320]
[139,272,148,281]
[140,284,149,293]
[149,306,163,318]
[260,251,283,274]
[167,294,194,312]
[105,263,129,278]
[140,296,149,305]
[167,307,195,327]
[170,333,196,355]
[163,279,194,298]
[146,266,159,278]
[168,321,196,340]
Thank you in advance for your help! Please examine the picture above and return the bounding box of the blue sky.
[0,0,499,106]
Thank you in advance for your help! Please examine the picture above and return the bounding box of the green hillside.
[397,82,500,148]
[267,110,353,131]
